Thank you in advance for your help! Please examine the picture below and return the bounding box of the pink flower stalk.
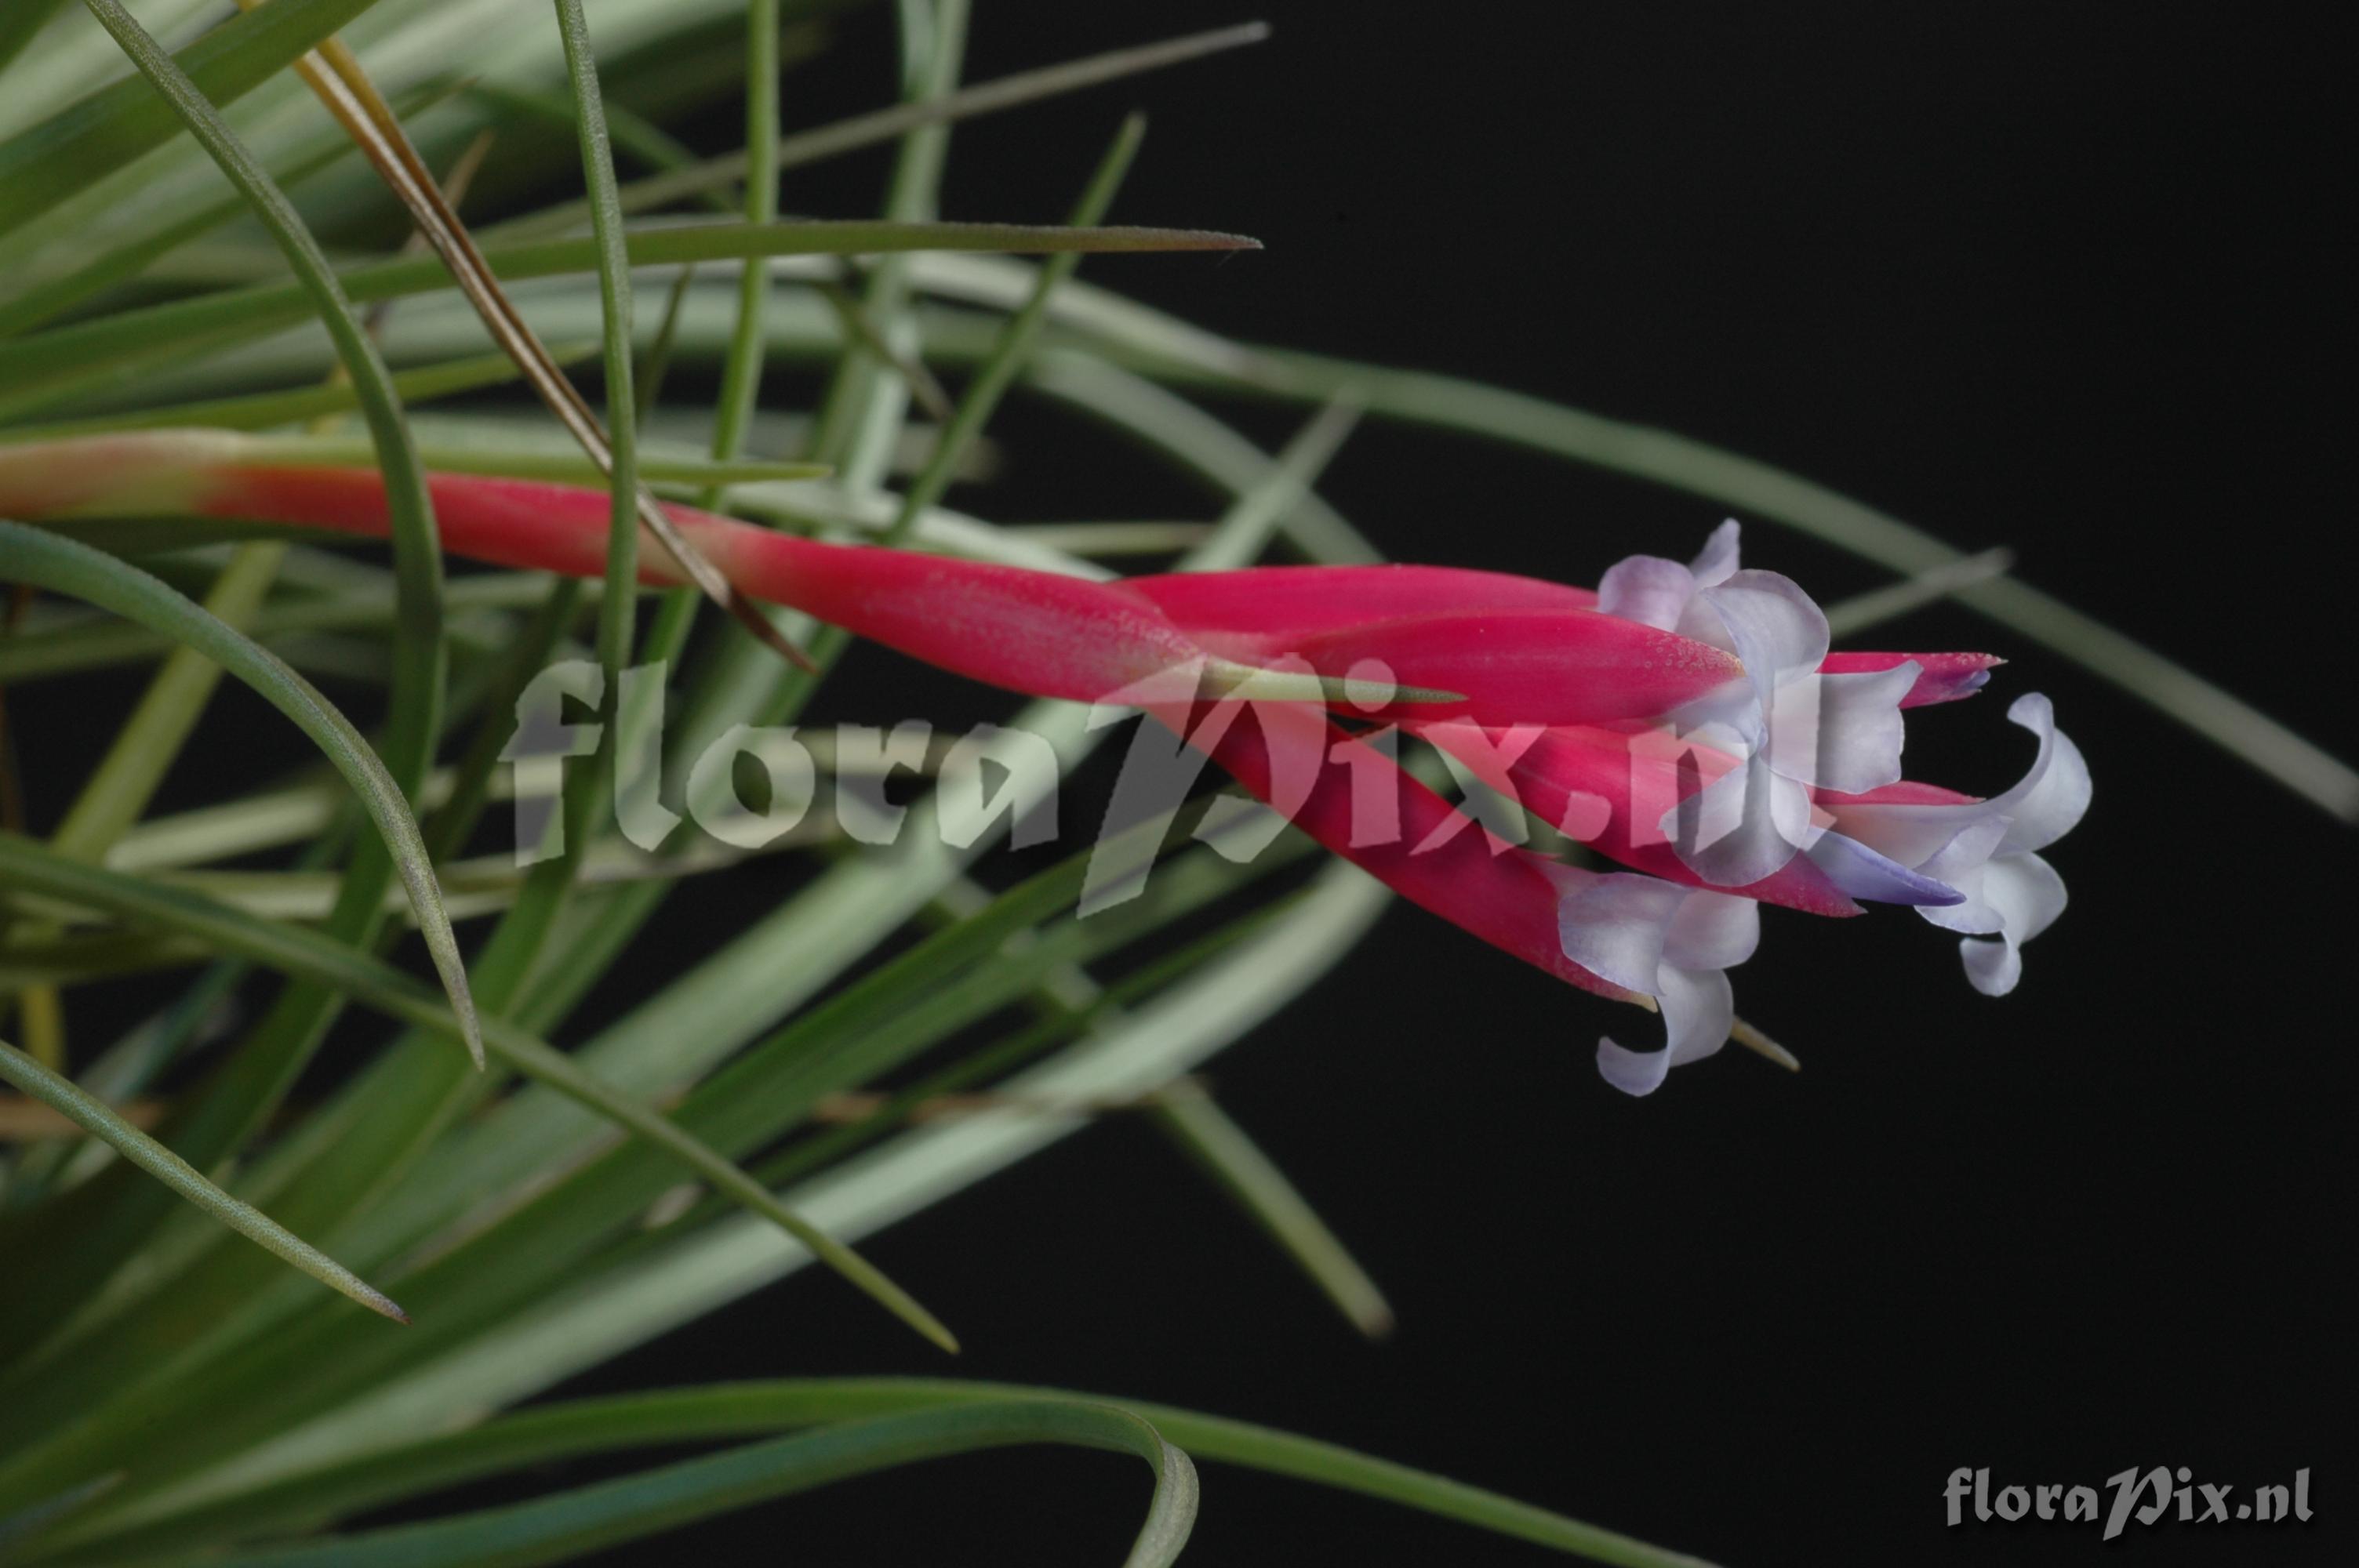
[0,433,2085,1091]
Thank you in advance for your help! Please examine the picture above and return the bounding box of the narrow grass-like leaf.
[496,21,1273,239]
[0,0,381,239]
[0,524,478,1065]
[0,74,463,339]
[0,1473,117,1562]
[0,0,74,82]
[67,0,446,773]
[0,221,1257,422]
[271,866,1392,1477]
[0,569,576,685]
[0,832,954,1355]
[1150,1089,1395,1340]
[0,347,598,445]
[551,0,645,697]
[889,111,1146,543]
[66,1379,1713,1568]
[191,1402,1194,1568]
[2,539,283,1065]
[0,1040,406,1325]
[1822,546,2016,637]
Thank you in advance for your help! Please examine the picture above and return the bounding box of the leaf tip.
[360,1286,412,1326]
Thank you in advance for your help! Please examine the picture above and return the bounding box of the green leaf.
[0,524,477,1065]
[64,1381,1713,1568]
[0,0,385,240]
[887,111,1146,543]
[0,830,955,1356]
[0,220,1260,419]
[0,74,463,339]
[187,1402,1194,1568]
[0,347,598,444]
[1150,1089,1395,1341]
[494,21,1270,240]
[0,1040,405,1325]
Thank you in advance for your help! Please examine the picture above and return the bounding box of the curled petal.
[1987,693,2092,853]
[1953,852,2070,996]
[1914,819,2019,933]
[1597,964,1736,1097]
[1828,692,2086,864]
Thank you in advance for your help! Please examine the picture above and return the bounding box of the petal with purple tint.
[1804,831,1968,907]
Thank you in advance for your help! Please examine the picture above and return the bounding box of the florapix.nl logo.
[1944,1465,2312,1540]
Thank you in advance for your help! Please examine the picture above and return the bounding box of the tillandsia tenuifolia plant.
[0,4,2350,1566]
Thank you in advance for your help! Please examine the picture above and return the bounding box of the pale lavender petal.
[1662,888,1761,972]
[1666,753,1817,887]
[1914,819,2015,935]
[1688,519,1743,588]
[1597,964,1733,1097]
[1984,851,2069,944]
[1823,797,1979,869]
[1805,831,1967,906]
[1597,554,1696,633]
[1954,854,2065,998]
[1989,694,2091,853]
[1702,570,1832,720]
[1817,662,1917,790]
[1551,866,1686,995]
[1960,928,2023,996]
[1833,692,2087,868]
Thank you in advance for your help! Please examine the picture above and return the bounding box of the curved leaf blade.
[66,1381,1711,1568]
[190,1402,1191,1568]
[0,523,479,1065]
[0,1040,405,1325]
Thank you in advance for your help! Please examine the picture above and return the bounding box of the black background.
[602,3,2354,1563]
[17,2,2353,1565]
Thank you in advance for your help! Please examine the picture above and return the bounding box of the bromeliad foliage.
[0,3,2339,1566]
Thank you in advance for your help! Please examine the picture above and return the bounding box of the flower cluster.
[1117,521,2087,1092]
[0,433,2089,1094]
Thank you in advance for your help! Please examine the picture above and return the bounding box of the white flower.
[1598,523,1920,888]
[1547,863,1761,1095]
[1812,692,2090,994]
